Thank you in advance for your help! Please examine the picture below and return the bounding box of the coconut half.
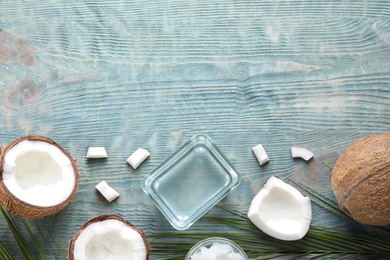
[0,135,79,218]
[68,214,150,260]
[248,176,312,241]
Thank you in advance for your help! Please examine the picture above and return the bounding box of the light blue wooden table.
[0,1,389,259]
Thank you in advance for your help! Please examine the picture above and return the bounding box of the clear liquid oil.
[156,145,230,222]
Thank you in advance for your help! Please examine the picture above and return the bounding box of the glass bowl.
[185,237,248,260]
[142,134,241,230]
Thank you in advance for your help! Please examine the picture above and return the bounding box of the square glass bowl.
[142,134,241,230]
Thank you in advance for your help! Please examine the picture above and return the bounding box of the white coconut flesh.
[291,146,314,161]
[2,140,75,207]
[248,176,312,241]
[73,219,147,260]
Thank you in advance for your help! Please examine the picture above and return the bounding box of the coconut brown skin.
[331,134,390,226]
[68,214,151,260]
[0,135,79,219]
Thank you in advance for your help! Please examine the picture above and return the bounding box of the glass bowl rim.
[185,237,248,260]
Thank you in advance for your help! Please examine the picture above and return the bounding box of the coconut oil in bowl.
[185,237,248,260]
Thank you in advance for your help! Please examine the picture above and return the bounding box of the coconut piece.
[68,214,150,260]
[0,135,79,219]
[252,144,269,166]
[86,147,108,158]
[190,242,245,260]
[248,176,312,241]
[126,148,150,169]
[95,180,120,202]
[291,146,314,161]
[332,134,390,226]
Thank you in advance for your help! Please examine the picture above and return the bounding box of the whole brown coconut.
[331,134,390,226]
[0,135,79,219]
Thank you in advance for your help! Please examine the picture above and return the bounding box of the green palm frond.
[0,239,15,260]
[34,220,55,259]
[150,179,390,260]
[0,207,67,260]
[0,207,37,260]
[0,178,389,260]
[20,218,48,260]
[41,221,67,259]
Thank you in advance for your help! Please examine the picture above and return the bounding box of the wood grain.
[0,0,389,258]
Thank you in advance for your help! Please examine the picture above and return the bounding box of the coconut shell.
[68,214,151,260]
[0,135,79,219]
[331,133,390,226]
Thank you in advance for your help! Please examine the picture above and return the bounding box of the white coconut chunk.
[227,252,246,260]
[126,148,150,169]
[190,243,245,260]
[248,176,312,241]
[209,243,233,255]
[291,146,314,161]
[95,181,120,202]
[252,144,269,165]
[2,140,75,207]
[73,219,147,260]
[86,147,108,158]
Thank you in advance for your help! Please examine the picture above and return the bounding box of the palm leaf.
[150,179,390,260]
[0,240,15,260]
[292,180,390,236]
[0,207,66,259]
[20,218,48,260]
[34,220,55,259]
[0,176,390,259]
[0,207,37,260]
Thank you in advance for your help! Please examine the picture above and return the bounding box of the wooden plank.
[0,0,389,258]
